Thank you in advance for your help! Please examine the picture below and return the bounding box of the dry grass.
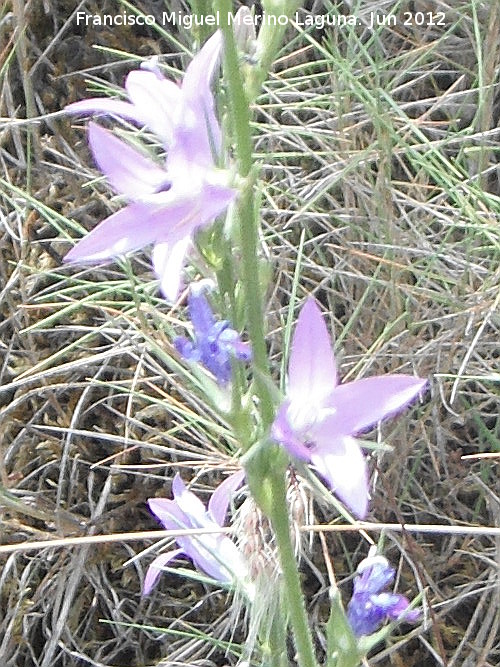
[1,0,500,665]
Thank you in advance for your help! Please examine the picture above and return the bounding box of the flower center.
[287,404,310,432]
[153,179,172,193]
[286,401,337,444]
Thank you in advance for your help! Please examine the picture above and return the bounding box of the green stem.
[270,617,289,667]
[270,467,319,667]
[211,8,318,666]
[216,1,274,429]
[245,1,303,101]
[261,609,288,667]
[190,0,211,43]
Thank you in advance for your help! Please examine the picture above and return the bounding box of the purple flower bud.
[175,285,252,385]
[347,555,420,637]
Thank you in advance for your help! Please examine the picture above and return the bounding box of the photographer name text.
[76,10,446,30]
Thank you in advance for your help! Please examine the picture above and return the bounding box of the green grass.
[1,0,499,665]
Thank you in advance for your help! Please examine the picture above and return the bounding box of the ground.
[1,1,500,666]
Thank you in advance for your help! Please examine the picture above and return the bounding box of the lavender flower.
[347,555,420,637]
[271,298,427,518]
[64,32,236,302]
[174,284,252,385]
[144,471,246,595]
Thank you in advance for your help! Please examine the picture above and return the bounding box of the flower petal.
[347,594,387,637]
[329,375,428,436]
[382,595,420,623]
[195,180,237,222]
[174,336,199,362]
[371,592,413,616]
[189,533,244,584]
[65,31,235,295]
[219,331,252,361]
[66,98,147,125]
[170,474,209,526]
[147,179,236,241]
[143,549,183,595]
[153,237,191,302]
[148,490,217,567]
[125,70,182,145]
[355,556,395,594]
[187,287,216,336]
[271,402,314,461]
[64,203,160,263]
[208,470,245,526]
[310,436,368,518]
[183,31,222,99]
[182,31,222,161]
[218,327,253,364]
[287,298,338,408]
[88,123,170,197]
[65,182,227,268]
[147,496,189,531]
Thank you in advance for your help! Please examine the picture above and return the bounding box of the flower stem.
[216,1,274,429]
[261,612,288,667]
[269,466,319,667]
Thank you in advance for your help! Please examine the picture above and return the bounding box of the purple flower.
[174,283,252,385]
[347,555,420,637]
[271,298,427,518]
[64,32,236,302]
[144,471,246,595]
